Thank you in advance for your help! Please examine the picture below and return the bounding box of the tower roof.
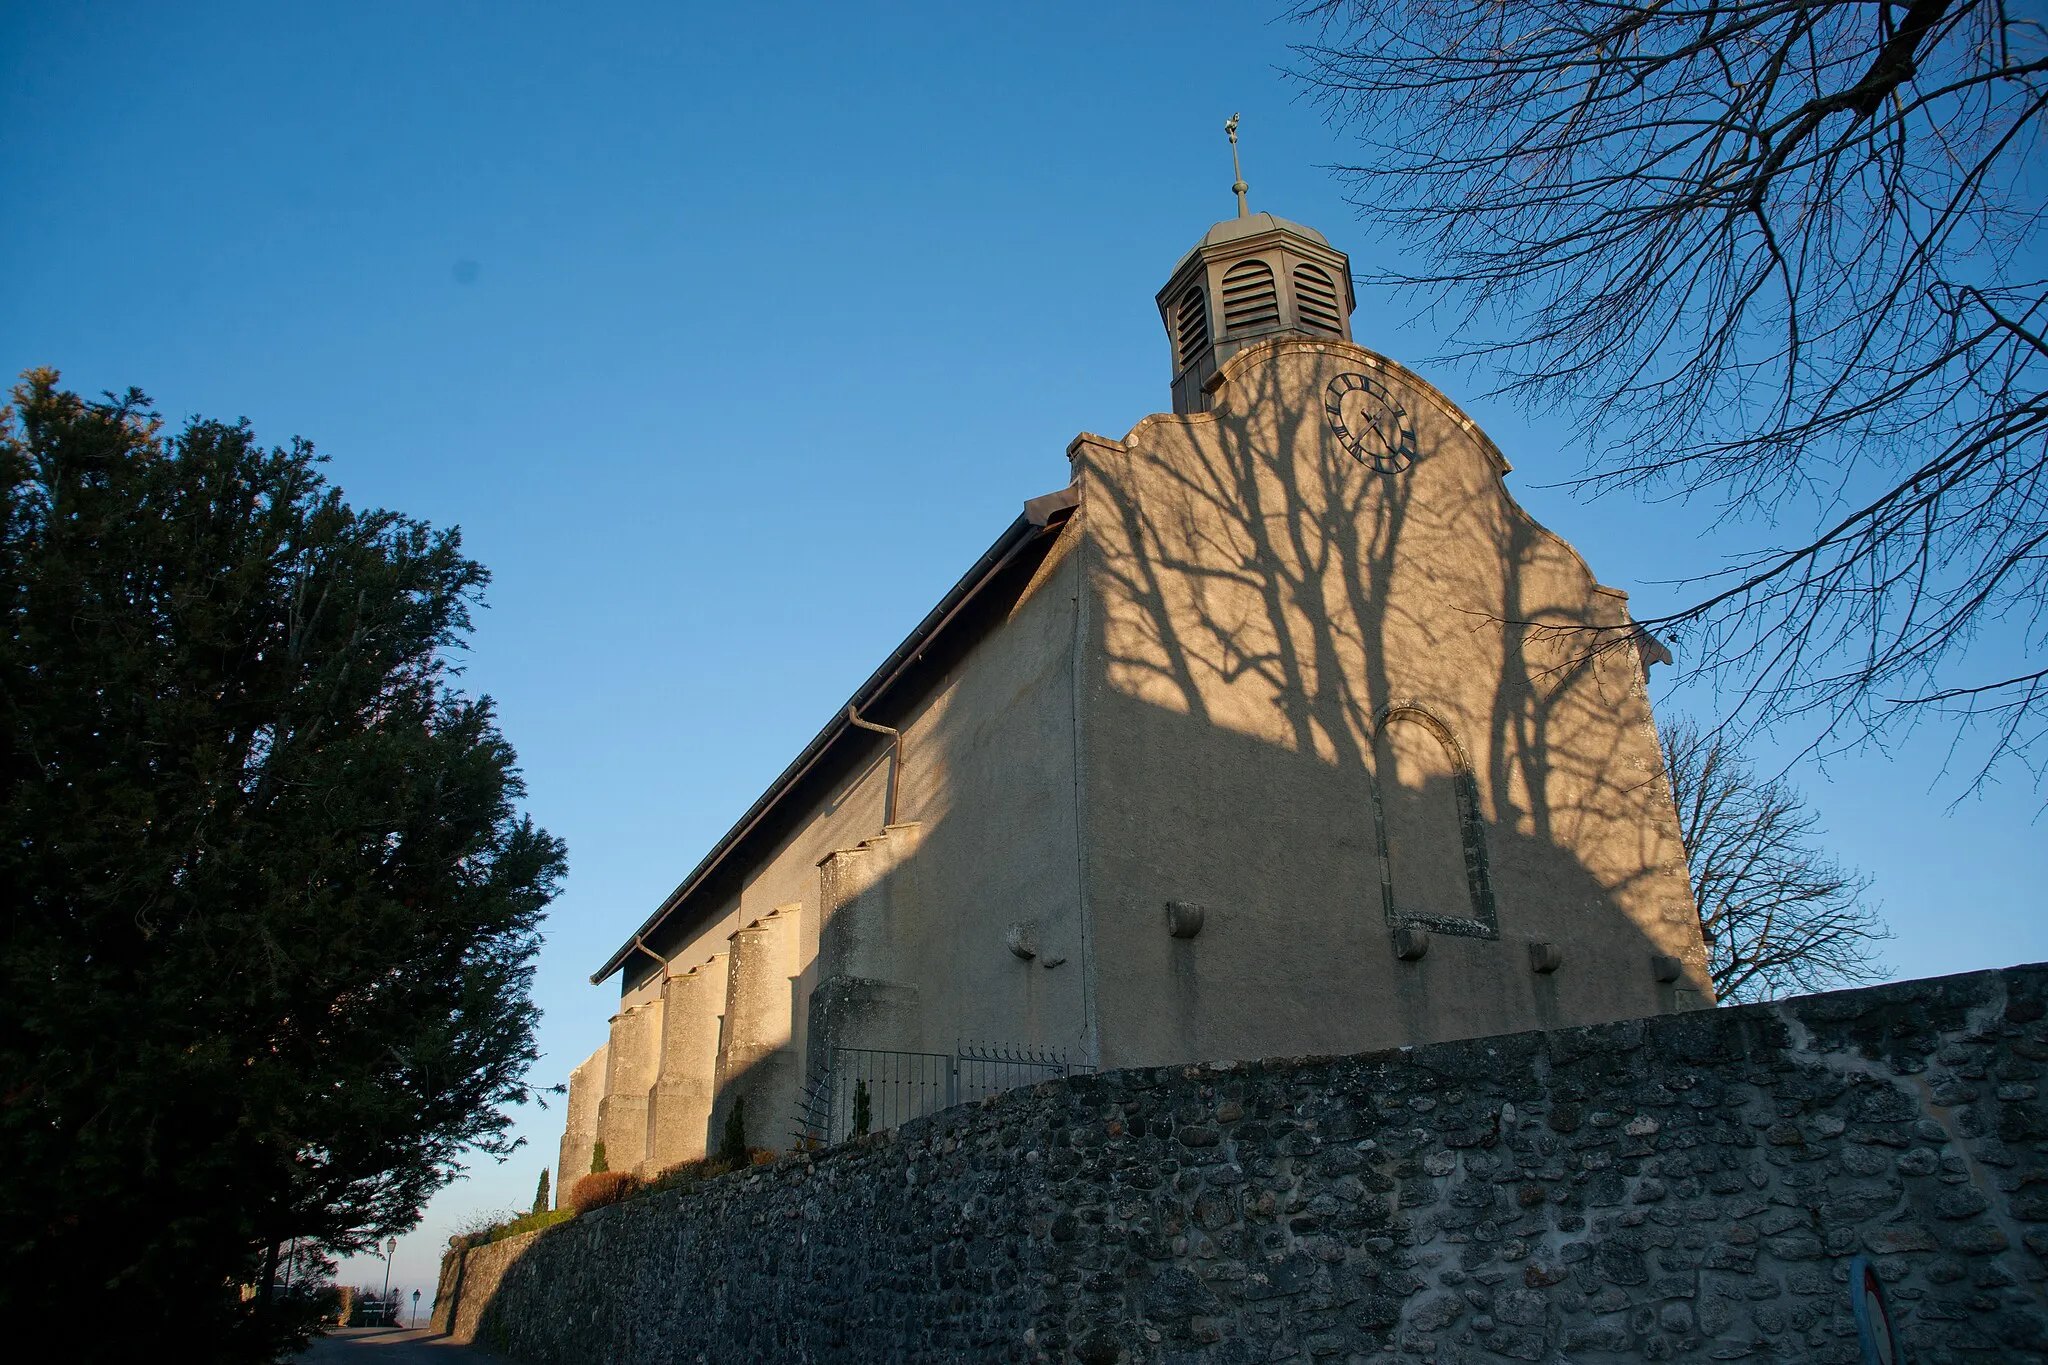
[1198,210,1330,250]
[1166,212,1333,279]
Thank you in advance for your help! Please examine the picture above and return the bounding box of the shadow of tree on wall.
[1093,344,1662,881]
[1080,342,1698,1061]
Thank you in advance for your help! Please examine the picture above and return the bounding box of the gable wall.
[1074,339,1707,1069]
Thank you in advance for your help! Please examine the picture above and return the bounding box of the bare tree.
[1290,1,2048,790]
[1661,716,1888,1001]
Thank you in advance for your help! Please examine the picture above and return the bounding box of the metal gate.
[794,1042,1091,1147]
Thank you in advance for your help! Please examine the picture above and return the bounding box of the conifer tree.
[0,372,566,1360]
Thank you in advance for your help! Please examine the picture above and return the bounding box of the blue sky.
[5,0,2041,1302]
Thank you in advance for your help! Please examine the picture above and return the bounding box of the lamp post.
[412,1288,422,1327]
[380,1236,396,1316]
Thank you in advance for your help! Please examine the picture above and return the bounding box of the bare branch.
[1290,0,2048,790]
[1660,715,1889,1000]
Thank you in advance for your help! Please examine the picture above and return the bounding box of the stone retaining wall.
[433,965,2048,1363]
[431,1226,542,1340]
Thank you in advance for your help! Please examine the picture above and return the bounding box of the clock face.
[1325,372,1415,473]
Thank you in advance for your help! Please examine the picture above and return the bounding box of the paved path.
[297,1326,504,1363]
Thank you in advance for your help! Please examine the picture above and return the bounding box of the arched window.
[1293,263,1343,334]
[1221,258,1279,333]
[1174,283,1210,373]
[1373,708,1497,936]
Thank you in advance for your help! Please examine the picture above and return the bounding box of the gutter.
[590,484,1079,985]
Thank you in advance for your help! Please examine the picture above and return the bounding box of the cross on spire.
[1225,112,1249,218]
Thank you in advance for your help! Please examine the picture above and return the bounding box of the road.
[297,1326,504,1363]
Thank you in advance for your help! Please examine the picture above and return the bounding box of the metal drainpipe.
[846,704,903,827]
[627,935,669,985]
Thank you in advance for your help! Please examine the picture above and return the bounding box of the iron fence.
[794,1041,1091,1148]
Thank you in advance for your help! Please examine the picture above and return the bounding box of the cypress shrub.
[718,1099,748,1167]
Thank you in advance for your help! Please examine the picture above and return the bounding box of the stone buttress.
[645,952,729,1169]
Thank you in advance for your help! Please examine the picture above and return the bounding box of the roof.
[591,483,1081,986]
[1165,211,1335,279]
[1201,211,1329,249]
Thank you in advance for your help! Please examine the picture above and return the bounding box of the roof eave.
[589,489,1078,986]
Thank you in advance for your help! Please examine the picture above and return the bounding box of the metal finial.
[1225,112,1249,218]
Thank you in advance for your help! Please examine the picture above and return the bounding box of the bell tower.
[1156,115,1356,415]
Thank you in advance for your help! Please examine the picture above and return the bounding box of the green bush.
[488,1207,573,1242]
[448,1205,574,1250]
[446,1151,781,1242]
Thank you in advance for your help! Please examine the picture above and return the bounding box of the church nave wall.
[587,516,1092,1161]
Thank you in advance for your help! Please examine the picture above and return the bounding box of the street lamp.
[380,1236,397,1314]
[412,1288,422,1327]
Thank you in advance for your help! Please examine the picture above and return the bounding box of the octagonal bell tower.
[1157,117,1356,415]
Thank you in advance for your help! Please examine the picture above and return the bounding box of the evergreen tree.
[590,1140,608,1175]
[0,373,566,1360]
[718,1098,748,1166]
[532,1168,551,1216]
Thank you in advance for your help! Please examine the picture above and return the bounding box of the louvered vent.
[1294,263,1343,334]
[1174,284,1210,373]
[1221,258,1279,333]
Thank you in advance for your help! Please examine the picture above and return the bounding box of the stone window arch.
[1370,705,1497,937]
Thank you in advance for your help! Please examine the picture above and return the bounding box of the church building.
[556,172,1712,1181]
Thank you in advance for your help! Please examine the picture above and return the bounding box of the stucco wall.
[878,523,1091,1060]
[439,964,2048,1364]
[594,521,1090,1162]
[1074,338,1706,1069]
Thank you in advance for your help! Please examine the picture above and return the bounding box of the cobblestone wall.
[439,965,2048,1363]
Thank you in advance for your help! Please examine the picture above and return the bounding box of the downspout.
[845,704,903,827]
[627,935,669,986]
